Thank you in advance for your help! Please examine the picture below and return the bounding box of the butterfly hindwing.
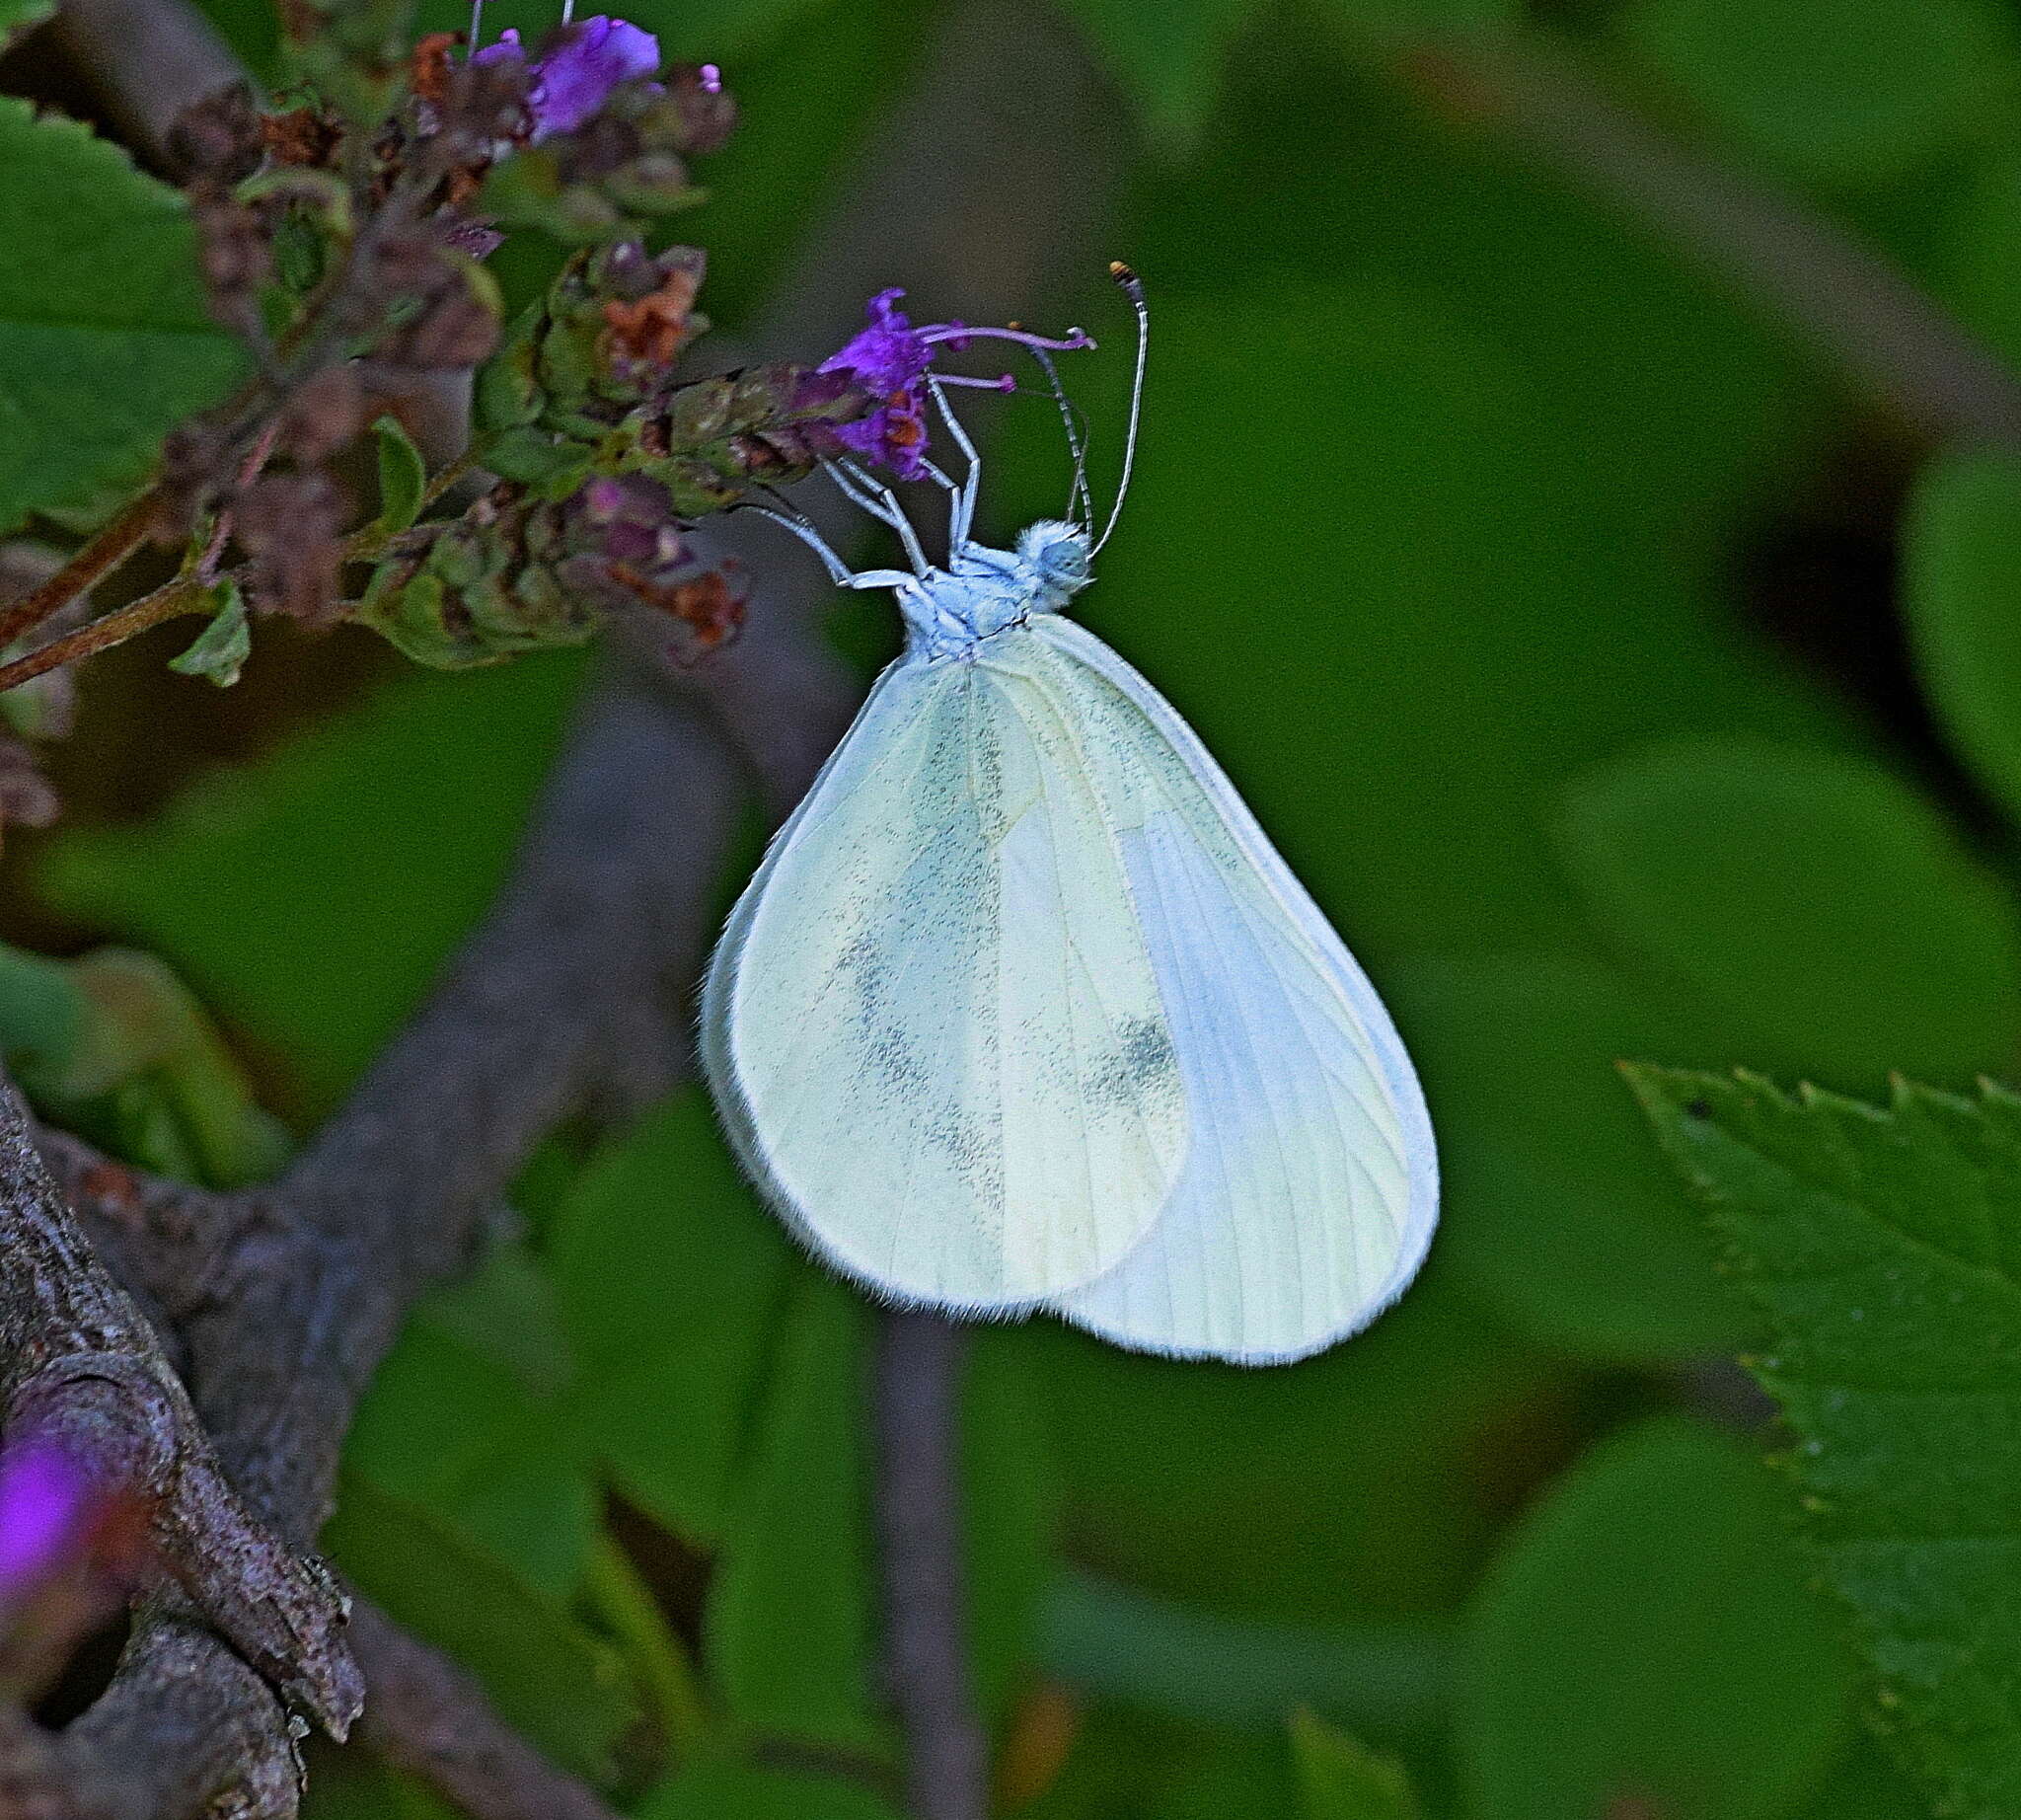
[1003,617,1438,1362]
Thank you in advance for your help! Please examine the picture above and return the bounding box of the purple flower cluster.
[818,288,1094,481]
[475,16,662,142]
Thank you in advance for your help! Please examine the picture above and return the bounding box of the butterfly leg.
[824,459,935,577]
[926,378,982,548]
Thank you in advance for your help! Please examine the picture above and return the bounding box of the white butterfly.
[702,277,1437,1363]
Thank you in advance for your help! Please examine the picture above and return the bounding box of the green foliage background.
[10,0,2021,1814]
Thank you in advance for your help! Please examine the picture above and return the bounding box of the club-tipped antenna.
[1024,344,1095,531]
[1091,262,1148,556]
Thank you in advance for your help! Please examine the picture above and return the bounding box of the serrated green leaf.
[1618,0,2012,186]
[1558,738,2021,1092]
[0,99,247,534]
[1629,1066,2021,1820]
[322,1473,643,1783]
[1057,0,1259,152]
[703,1270,884,1755]
[372,414,428,534]
[548,1090,794,1544]
[1460,1417,1856,1820]
[1904,446,2021,830]
[168,580,251,688]
[1288,1709,1424,1820]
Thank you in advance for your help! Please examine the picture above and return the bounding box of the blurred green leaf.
[964,1329,1060,1723]
[37,652,584,1103]
[620,0,840,60]
[548,1090,794,1545]
[1150,1735,1303,1820]
[344,1308,597,1597]
[1461,1417,1856,1820]
[323,1473,643,1783]
[1618,0,2012,186]
[704,1269,884,1755]
[0,944,85,1077]
[372,415,428,535]
[1788,1728,1944,1820]
[1026,1266,1563,1628]
[1558,738,2021,1092]
[1041,1569,1454,1735]
[169,581,252,689]
[1631,1067,2021,1820]
[581,1537,711,1761]
[0,99,247,534]
[420,1238,575,1397]
[1311,0,1514,38]
[1288,1709,1425,1820]
[635,1759,900,1820]
[1904,446,2021,830]
[0,1,52,45]
[1390,952,1751,1360]
[1057,0,1260,152]
[0,946,287,1188]
[299,1740,463,1820]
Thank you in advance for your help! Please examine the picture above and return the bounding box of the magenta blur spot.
[0,1438,94,1606]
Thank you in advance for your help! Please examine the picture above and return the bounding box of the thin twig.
[1404,34,2021,447]
[348,1604,627,1820]
[872,1316,985,1820]
[0,582,208,697]
[0,492,160,656]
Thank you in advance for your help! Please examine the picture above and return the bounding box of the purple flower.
[0,1439,94,1609]
[817,288,1093,481]
[475,16,662,142]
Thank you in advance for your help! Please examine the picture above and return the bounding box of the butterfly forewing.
[704,654,1188,1310]
[1008,617,1437,1361]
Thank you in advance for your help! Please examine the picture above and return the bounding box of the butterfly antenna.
[1026,345,1095,530]
[1091,262,1148,556]
[468,0,486,52]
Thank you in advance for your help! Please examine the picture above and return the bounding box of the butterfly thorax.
[896,519,1094,661]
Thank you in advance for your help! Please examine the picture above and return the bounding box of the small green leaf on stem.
[373,415,429,535]
[168,579,251,688]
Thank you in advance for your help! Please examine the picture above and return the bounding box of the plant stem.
[0,489,162,654]
[0,576,208,694]
[873,1312,987,1820]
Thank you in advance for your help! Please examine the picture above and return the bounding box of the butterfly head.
[1017,520,1094,610]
